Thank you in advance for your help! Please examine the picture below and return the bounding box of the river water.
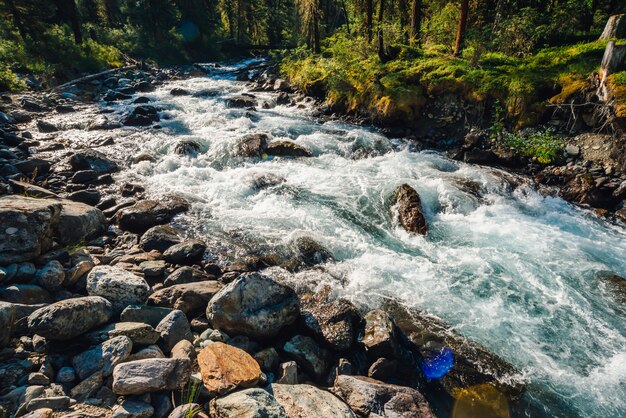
[50,61,625,417]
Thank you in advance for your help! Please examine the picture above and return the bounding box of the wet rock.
[112,400,154,418]
[274,79,291,92]
[36,120,58,133]
[33,260,65,291]
[198,342,262,395]
[392,184,427,235]
[225,95,258,108]
[140,225,182,252]
[0,196,61,264]
[122,105,159,126]
[68,189,101,206]
[86,266,151,314]
[163,239,206,264]
[206,273,299,339]
[266,141,312,158]
[15,158,51,176]
[292,236,334,268]
[114,198,190,232]
[237,133,269,158]
[276,92,290,105]
[0,302,15,347]
[210,388,287,418]
[170,88,191,96]
[85,322,160,346]
[173,140,200,156]
[73,335,133,379]
[112,358,191,395]
[362,309,399,359]
[27,296,113,340]
[87,115,122,131]
[70,149,119,174]
[283,335,330,381]
[300,291,359,351]
[332,375,435,418]
[149,281,222,316]
[156,309,193,353]
[120,305,173,327]
[103,91,132,101]
[271,383,356,418]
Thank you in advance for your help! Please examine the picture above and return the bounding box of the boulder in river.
[206,273,299,339]
[27,296,113,340]
[36,120,58,133]
[209,388,287,418]
[362,309,400,359]
[86,265,151,314]
[173,140,201,156]
[198,342,262,395]
[163,239,206,264]
[70,149,119,174]
[114,198,190,232]
[54,199,107,245]
[391,184,428,235]
[236,133,269,158]
[225,95,258,108]
[139,225,182,252]
[332,375,435,418]
[266,141,312,158]
[122,105,160,126]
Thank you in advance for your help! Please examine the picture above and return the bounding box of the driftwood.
[599,14,626,40]
[51,64,137,92]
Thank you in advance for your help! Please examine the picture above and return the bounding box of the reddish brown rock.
[197,342,261,395]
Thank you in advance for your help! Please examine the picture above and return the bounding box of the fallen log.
[50,64,137,92]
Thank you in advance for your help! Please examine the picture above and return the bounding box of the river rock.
[0,284,51,304]
[112,358,191,395]
[206,273,299,339]
[73,335,133,379]
[33,260,65,291]
[122,105,159,126]
[0,196,61,264]
[140,225,181,252]
[112,400,154,418]
[210,388,287,418]
[70,149,119,174]
[167,403,201,418]
[163,266,209,287]
[362,309,399,359]
[300,291,359,351]
[26,396,70,413]
[68,189,101,206]
[86,266,151,313]
[14,158,51,176]
[55,366,76,383]
[114,198,189,232]
[127,344,165,362]
[120,305,173,327]
[173,140,201,156]
[36,120,58,133]
[87,115,122,130]
[237,133,269,157]
[283,335,331,381]
[27,296,113,340]
[225,96,258,108]
[392,184,427,235]
[149,281,222,315]
[85,322,160,346]
[155,309,193,353]
[163,239,206,264]
[54,200,107,245]
[170,88,190,96]
[171,339,196,362]
[332,375,434,418]
[266,141,312,158]
[0,302,15,347]
[198,342,261,395]
[253,347,279,372]
[291,236,333,268]
[271,383,356,418]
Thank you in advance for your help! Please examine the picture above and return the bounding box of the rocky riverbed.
[0,60,624,418]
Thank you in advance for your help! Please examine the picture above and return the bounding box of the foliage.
[501,130,565,164]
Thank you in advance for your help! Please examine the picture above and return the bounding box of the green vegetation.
[501,130,565,164]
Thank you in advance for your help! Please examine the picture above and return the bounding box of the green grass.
[501,130,565,164]
[280,36,623,128]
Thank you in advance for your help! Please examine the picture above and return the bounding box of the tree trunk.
[65,0,83,44]
[365,0,373,42]
[598,41,626,100]
[454,0,469,57]
[313,8,321,53]
[377,0,387,62]
[341,0,350,33]
[409,0,422,46]
[104,0,122,27]
[599,14,626,40]
[6,0,26,40]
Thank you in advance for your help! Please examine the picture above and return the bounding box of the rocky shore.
[0,60,621,418]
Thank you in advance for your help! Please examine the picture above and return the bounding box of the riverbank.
[0,60,624,417]
[277,38,626,220]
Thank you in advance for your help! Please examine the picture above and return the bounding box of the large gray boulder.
[209,388,287,418]
[332,375,435,418]
[27,296,113,340]
[149,281,222,316]
[206,273,299,339]
[0,197,61,264]
[271,384,356,418]
[112,358,191,395]
[73,335,133,379]
[114,199,189,232]
[155,310,193,353]
[86,266,151,313]
[54,200,107,245]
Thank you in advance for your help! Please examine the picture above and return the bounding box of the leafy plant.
[501,129,565,164]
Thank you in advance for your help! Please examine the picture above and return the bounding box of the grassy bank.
[280,35,626,130]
